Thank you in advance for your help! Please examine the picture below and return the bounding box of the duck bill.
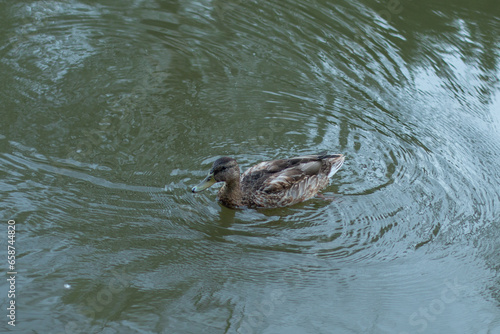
[192,173,216,193]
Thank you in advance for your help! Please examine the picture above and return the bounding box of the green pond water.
[1,0,499,333]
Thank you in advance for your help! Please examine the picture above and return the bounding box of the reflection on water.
[1,0,499,333]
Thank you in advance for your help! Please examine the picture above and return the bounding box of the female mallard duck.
[192,153,344,208]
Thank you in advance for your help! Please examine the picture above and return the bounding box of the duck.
[191,152,344,208]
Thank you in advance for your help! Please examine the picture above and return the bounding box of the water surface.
[1,0,499,333]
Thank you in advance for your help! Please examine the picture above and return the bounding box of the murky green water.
[1,0,500,333]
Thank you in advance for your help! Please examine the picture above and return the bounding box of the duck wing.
[241,154,336,194]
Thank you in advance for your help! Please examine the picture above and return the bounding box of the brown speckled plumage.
[192,153,344,209]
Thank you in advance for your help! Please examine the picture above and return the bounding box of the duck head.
[191,157,240,192]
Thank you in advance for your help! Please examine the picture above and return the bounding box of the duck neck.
[218,178,243,208]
